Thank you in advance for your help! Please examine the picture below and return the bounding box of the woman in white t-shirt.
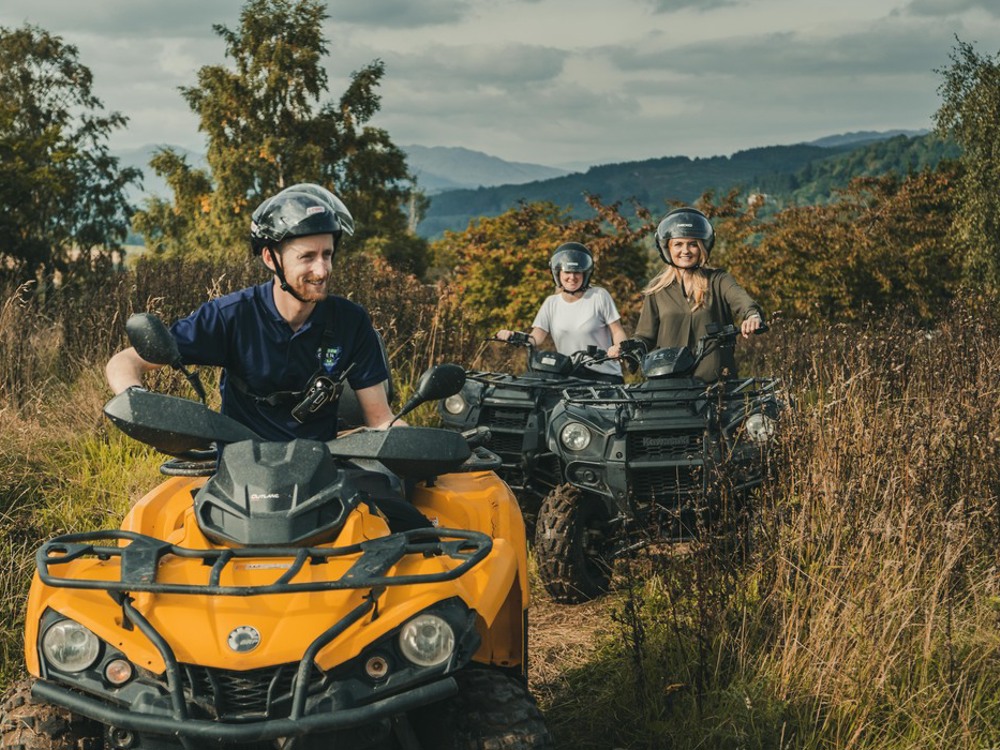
[496,243,628,383]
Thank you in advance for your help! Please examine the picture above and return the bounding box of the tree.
[934,38,1000,292]
[134,0,426,273]
[432,199,650,335]
[0,24,140,280]
[717,168,961,322]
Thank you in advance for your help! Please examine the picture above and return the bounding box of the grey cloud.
[901,0,1000,19]
[374,75,643,166]
[608,20,973,78]
[327,0,476,28]
[381,43,569,88]
[643,0,744,12]
[0,0,244,37]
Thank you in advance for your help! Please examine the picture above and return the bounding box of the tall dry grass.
[542,309,1000,749]
[3,261,1000,748]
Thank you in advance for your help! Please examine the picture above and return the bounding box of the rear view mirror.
[126,313,181,367]
[393,364,467,425]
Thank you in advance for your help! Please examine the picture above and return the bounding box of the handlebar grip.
[619,338,647,355]
[461,425,492,447]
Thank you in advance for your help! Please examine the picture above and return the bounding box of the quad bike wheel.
[0,678,100,750]
[410,668,552,749]
[534,484,614,604]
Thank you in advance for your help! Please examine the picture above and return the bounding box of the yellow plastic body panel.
[24,467,529,677]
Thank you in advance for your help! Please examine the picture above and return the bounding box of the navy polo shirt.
[170,281,390,441]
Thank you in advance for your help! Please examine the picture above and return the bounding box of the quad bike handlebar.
[609,321,770,374]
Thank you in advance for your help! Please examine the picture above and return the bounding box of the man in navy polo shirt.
[106,185,395,441]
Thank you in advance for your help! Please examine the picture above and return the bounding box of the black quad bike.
[0,314,552,749]
[534,323,782,603]
[438,332,613,528]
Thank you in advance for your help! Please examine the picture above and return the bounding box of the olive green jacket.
[634,269,763,381]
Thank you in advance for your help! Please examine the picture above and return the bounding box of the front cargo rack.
[561,377,779,407]
[36,527,492,596]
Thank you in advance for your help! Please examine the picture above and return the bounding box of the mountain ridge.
[113,129,939,239]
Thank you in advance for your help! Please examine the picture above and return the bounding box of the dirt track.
[528,589,613,707]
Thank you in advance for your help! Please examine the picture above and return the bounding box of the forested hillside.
[418,132,958,237]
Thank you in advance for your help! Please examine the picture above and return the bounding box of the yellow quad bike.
[1,315,552,750]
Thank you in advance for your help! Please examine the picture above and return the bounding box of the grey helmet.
[549,242,594,289]
[278,183,354,238]
[249,189,353,258]
[654,207,715,266]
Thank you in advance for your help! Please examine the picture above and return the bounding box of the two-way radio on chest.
[227,300,352,423]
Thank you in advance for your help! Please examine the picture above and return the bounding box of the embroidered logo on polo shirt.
[319,345,342,373]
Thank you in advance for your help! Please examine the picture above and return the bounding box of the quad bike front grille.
[489,431,528,457]
[629,465,704,503]
[480,405,533,458]
[480,406,531,431]
[179,662,324,720]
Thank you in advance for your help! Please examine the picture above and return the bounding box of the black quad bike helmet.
[549,242,594,290]
[655,207,715,266]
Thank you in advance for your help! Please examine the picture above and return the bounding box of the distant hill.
[403,145,574,194]
[804,129,928,149]
[416,130,955,238]
[114,130,956,243]
[114,143,570,203]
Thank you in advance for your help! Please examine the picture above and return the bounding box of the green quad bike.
[535,323,782,603]
[438,332,611,530]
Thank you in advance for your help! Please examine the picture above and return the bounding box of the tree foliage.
[934,38,1000,291]
[717,166,962,322]
[432,199,651,334]
[133,0,426,273]
[0,24,140,280]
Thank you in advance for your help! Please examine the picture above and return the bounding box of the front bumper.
[32,675,456,743]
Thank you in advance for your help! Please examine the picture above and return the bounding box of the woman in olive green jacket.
[608,207,764,381]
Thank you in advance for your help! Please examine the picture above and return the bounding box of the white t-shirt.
[531,287,622,376]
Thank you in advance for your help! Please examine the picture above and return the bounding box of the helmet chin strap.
[267,248,309,304]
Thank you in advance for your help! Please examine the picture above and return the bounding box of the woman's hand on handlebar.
[741,316,767,338]
[608,338,645,359]
[495,329,514,342]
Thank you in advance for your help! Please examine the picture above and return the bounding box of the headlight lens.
[42,620,101,673]
[443,394,467,415]
[744,413,777,443]
[560,422,592,451]
[398,614,455,667]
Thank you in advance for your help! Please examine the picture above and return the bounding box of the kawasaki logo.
[641,435,689,448]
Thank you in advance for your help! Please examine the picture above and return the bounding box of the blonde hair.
[642,239,710,310]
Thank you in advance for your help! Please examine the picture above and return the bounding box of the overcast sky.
[2,0,999,169]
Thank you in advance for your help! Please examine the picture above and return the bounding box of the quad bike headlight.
[443,393,467,415]
[560,422,592,452]
[744,413,777,444]
[398,614,455,667]
[42,619,101,673]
